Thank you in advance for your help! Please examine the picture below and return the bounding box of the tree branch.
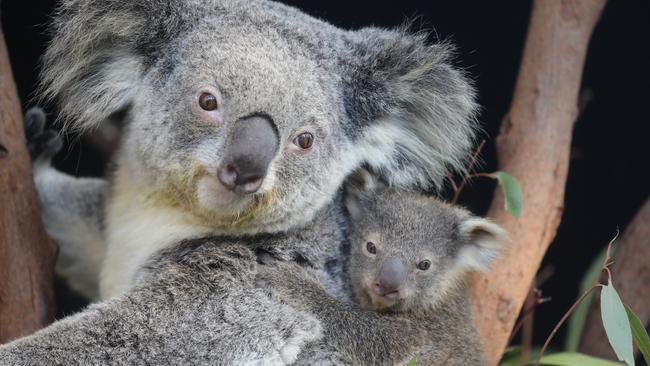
[579,196,650,359]
[468,1,607,364]
[0,24,57,343]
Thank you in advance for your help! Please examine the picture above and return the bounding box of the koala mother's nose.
[376,257,407,296]
[217,115,278,194]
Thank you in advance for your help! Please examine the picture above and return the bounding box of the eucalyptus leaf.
[625,305,650,365]
[488,172,523,218]
[535,352,623,366]
[499,346,523,366]
[406,356,417,366]
[499,346,544,366]
[601,281,635,365]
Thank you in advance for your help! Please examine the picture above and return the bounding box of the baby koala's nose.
[375,257,406,297]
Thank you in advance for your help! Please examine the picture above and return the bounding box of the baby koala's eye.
[365,241,377,255]
[198,92,219,111]
[292,132,314,150]
[417,260,431,271]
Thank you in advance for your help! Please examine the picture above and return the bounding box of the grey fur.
[0,203,345,366]
[0,244,320,366]
[40,0,478,298]
[35,169,108,298]
[3,0,481,363]
[258,186,507,365]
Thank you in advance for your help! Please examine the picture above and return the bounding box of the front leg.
[25,108,109,299]
[257,262,423,366]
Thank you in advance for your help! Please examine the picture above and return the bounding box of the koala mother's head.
[41,0,479,234]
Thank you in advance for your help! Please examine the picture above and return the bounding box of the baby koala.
[258,177,507,365]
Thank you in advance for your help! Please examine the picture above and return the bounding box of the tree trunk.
[0,24,57,343]
[468,1,607,364]
[579,196,650,359]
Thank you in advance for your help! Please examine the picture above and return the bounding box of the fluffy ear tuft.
[457,217,508,272]
[345,27,480,190]
[39,0,191,132]
[343,168,385,220]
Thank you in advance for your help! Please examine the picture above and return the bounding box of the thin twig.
[446,173,459,193]
[603,230,618,266]
[451,140,486,203]
[602,230,619,283]
[604,267,612,284]
[534,284,603,365]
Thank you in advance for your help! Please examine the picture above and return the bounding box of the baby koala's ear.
[344,168,385,220]
[457,217,508,272]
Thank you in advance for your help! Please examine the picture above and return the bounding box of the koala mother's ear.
[344,28,480,190]
[40,0,192,132]
[457,217,508,273]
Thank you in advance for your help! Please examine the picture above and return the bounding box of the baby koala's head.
[345,173,507,313]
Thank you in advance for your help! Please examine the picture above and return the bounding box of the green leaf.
[565,247,609,351]
[535,352,623,366]
[625,305,650,365]
[488,172,523,218]
[499,346,523,366]
[405,356,417,366]
[601,281,635,365]
[499,346,545,366]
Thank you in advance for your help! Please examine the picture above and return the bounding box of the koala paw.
[254,262,291,295]
[24,107,62,163]
[253,270,281,302]
[256,262,327,315]
[279,324,322,364]
[253,315,322,366]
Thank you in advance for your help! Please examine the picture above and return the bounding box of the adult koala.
[0,0,478,364]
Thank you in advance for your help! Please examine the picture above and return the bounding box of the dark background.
[2,0,649,355]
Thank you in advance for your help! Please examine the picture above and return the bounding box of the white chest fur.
[99,183,212,299]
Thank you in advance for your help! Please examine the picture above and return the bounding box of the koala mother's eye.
[198,92,219,111]
[292,132,314,150]
[417,260,431,271]
[366,242,377,255]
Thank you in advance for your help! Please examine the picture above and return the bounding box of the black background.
[2,0,649,354]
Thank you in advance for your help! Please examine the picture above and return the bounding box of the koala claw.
[24,107,62,162]
[24,107,47,139]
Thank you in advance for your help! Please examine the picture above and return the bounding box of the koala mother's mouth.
[154,166,278,231]
[193,174,279,228]
[196,174,255,213]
